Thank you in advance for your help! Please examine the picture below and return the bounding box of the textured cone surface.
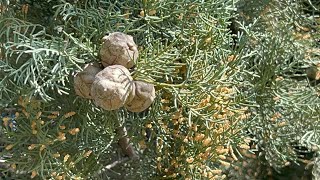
[306,66,320,80]
[100,32,138,69]
[74,62,102,99]
[91,65,135,110]
[125,81,155,112]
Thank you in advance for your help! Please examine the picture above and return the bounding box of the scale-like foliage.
[0,0,319,179]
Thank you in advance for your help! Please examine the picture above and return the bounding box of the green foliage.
[0,0,319,179]
[235,0,320,170]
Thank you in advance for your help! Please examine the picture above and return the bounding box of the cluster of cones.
[74,32,155,112]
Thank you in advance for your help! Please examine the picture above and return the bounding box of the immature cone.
[306,65,320,80]
[74,63,102,99]
[125,81,156,112]
[91,65,135,110]
[100,32,138,69]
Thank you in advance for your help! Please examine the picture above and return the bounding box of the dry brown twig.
[93,125,139,177]
[116,126,139,159]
